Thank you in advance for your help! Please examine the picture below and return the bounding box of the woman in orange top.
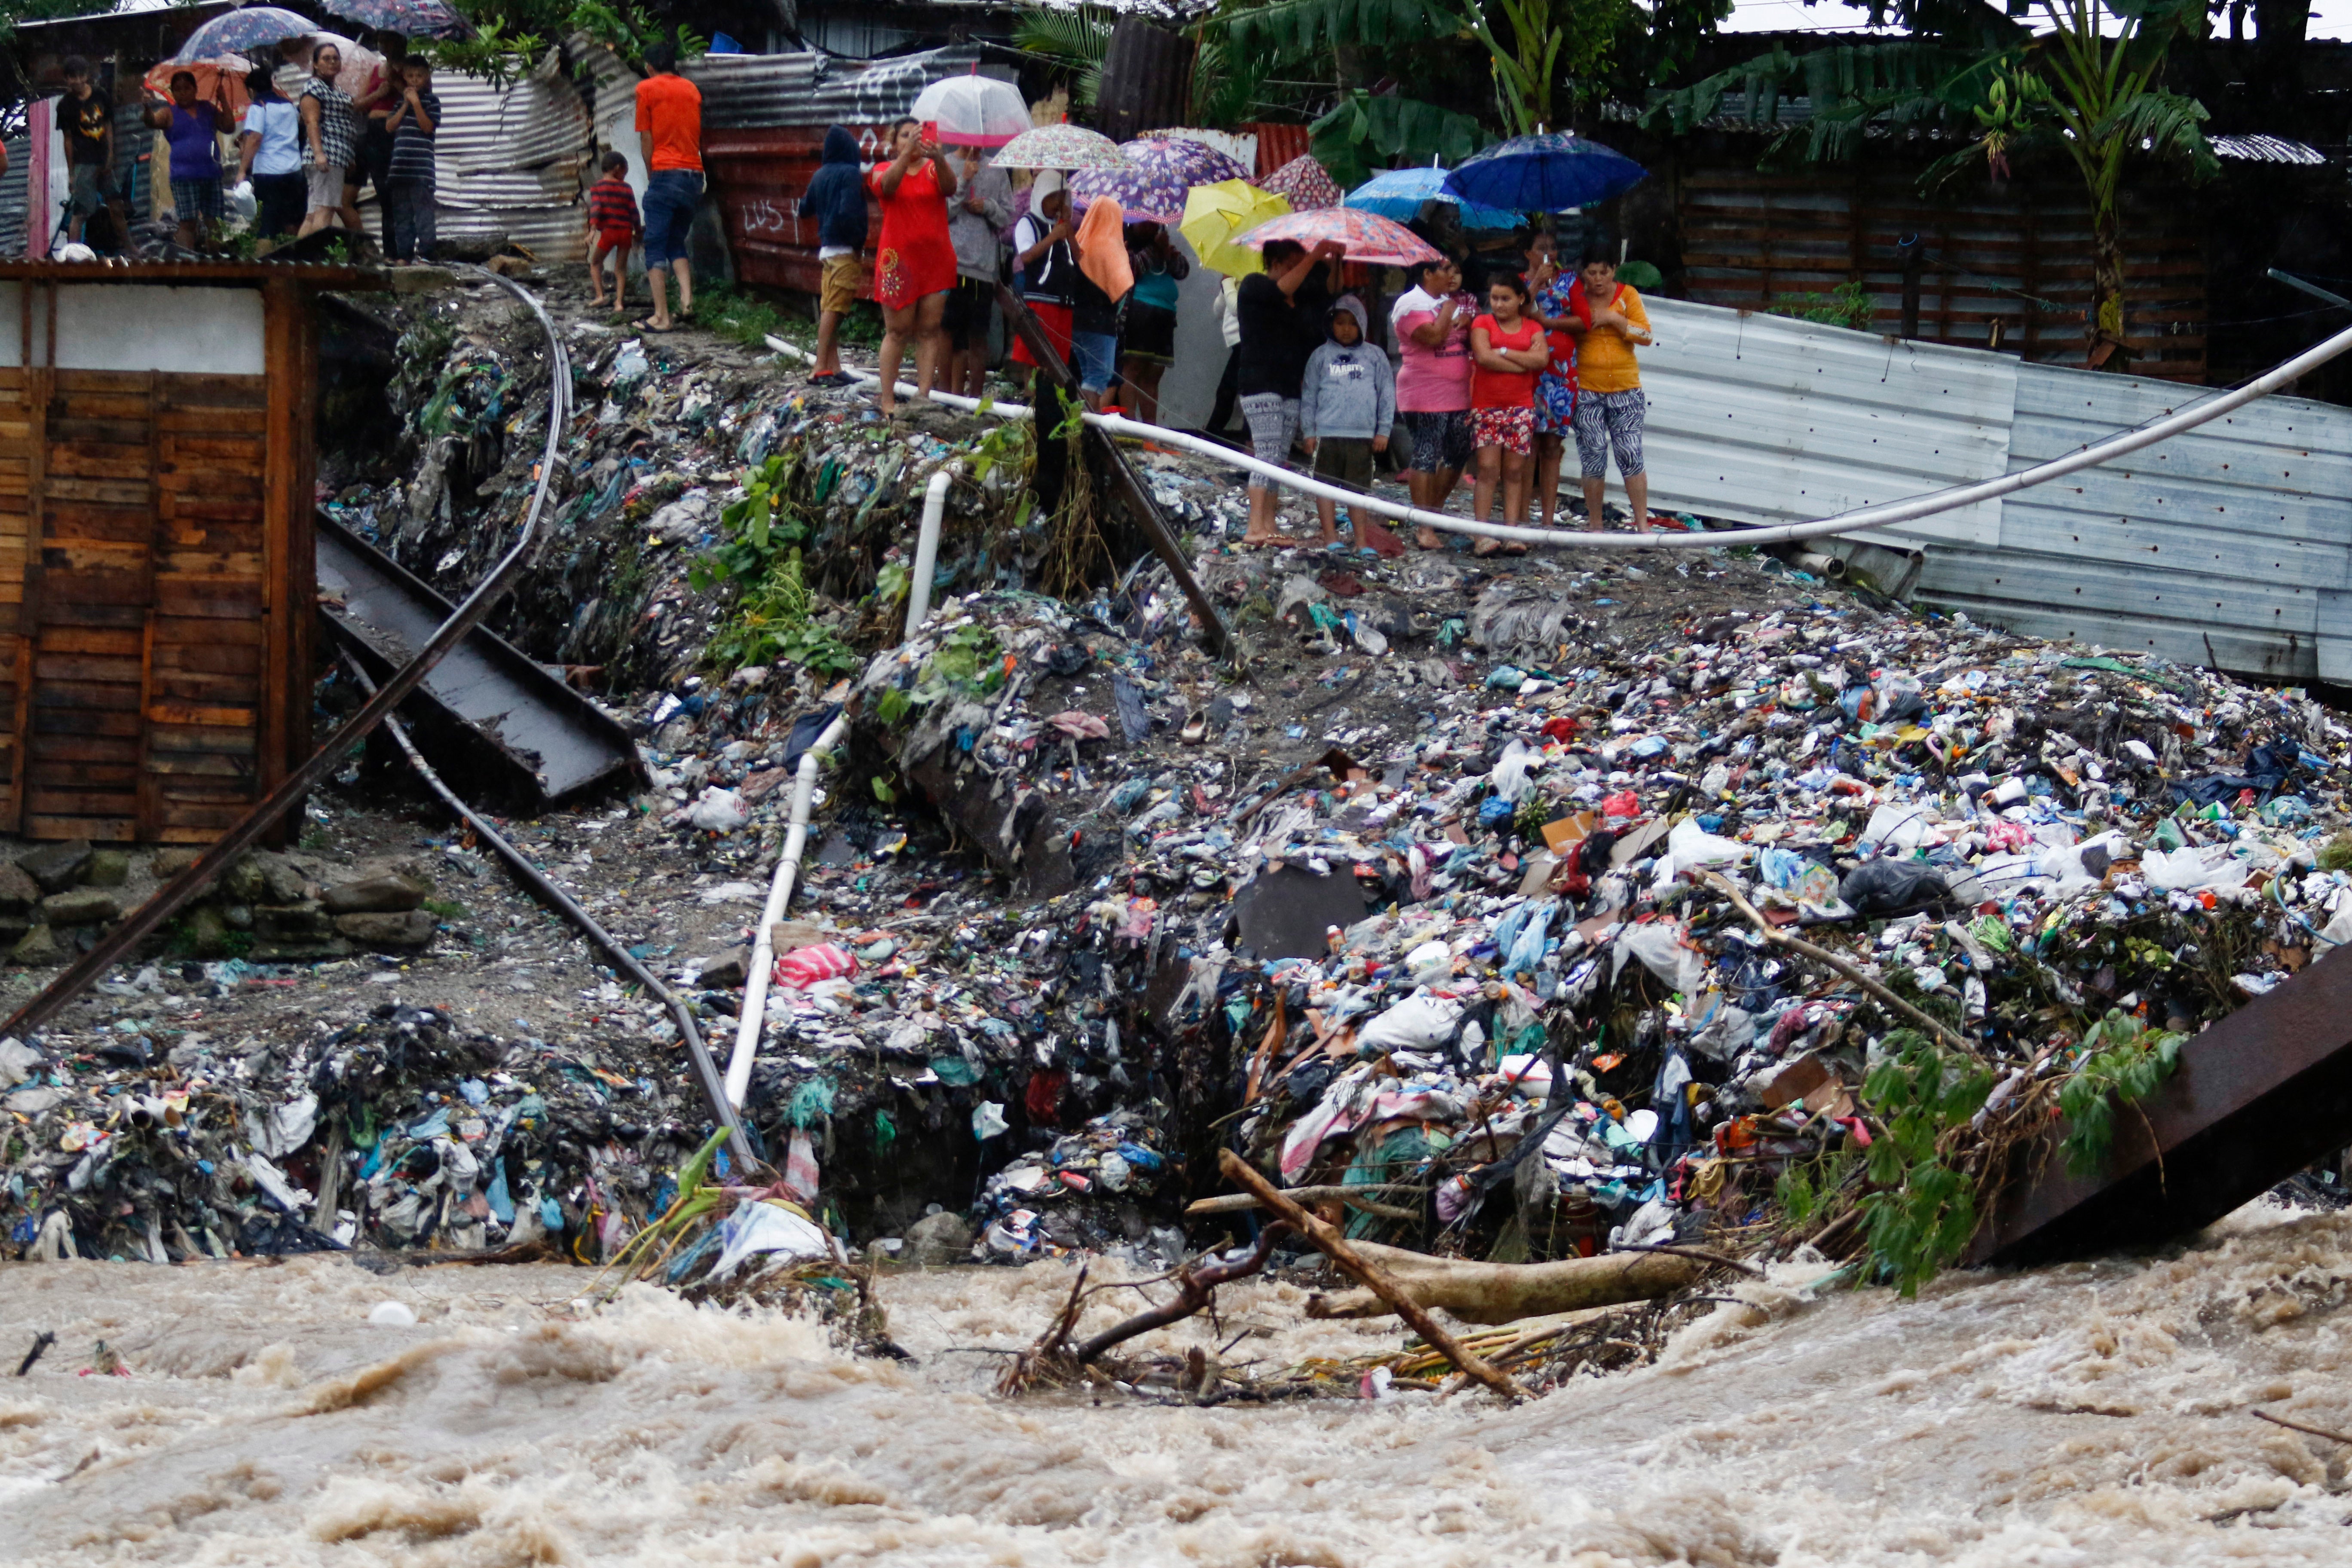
[1467,272,1549,556]
[1565,246,1654,530]
[869,116,960,415]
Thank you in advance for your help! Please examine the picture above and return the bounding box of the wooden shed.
[0,260,380,843]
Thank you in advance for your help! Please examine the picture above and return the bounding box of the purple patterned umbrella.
[317,0,473,40]
[1070,135,1253,225]
[172,6,318,64]
[1259,154,1341,211]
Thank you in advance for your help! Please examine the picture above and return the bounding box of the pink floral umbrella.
[1259,154,1341,211]
[1236,207,1442,267]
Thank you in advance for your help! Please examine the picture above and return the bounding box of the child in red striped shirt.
[585,151,642,313]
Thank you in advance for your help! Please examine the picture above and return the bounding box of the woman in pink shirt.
[1389,255,1477,551]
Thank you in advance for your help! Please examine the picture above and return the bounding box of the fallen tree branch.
[1611,1242,1767,1277]
[2254,1408,2352,1445]
[1702,871,1970,1052]
[1186,1184,1426,1220]
[1218,1149,1530,1402]
[1306,1240,1706,1323]
[1071,1225,1289,1363]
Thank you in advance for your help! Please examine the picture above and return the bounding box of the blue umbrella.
[1441,132,1647,213]
[1344,166,1522,230]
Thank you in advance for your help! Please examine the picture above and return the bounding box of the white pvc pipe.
[770,318,2352,552]
[726,710,848,1109]
[905,468,951,639]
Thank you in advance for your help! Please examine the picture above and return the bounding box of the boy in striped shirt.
[585,151,641,313]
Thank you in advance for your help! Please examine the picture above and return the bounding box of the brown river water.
[6,1198,2352,1565]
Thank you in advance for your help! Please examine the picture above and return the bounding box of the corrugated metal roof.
[2209,133,2329,166]
[1915,362,2352,680]
[1245,122,1309,177]
[0,135,25,257]
[1628,97,2326,166]
[435,70,594,179]
[1640,295,2017,549]
[684,45,979,130]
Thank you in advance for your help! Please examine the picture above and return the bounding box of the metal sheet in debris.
[315,516,640,804]
[1974,941,2352,1266]
[1233,867,1369,961]
[1639,295,2018,549]
[436,72,593,177]
[1911,360,2352,681]
[705,124,888,293]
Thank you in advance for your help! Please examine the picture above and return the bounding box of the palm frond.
[1216,0,1458,67]
[2099,87,2217,181]
[1013,4,1114,105]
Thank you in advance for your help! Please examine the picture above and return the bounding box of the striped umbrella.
[1234,207,1442,268]
[1259,154,1341,211]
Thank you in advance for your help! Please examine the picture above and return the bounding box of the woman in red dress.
[869,116,959,414]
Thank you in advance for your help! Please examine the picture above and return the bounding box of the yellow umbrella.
[1180,179,1291,276]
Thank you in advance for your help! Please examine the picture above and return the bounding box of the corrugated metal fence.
[1638,296,2352,682]
[686,45,984,293]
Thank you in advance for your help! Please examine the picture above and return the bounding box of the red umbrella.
[144,53,254,121]
[1237,207,1441,267]
[1259,154,1341,211]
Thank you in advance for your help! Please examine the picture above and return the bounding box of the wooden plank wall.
[1675,166,2209,383]
[0,280,300,843]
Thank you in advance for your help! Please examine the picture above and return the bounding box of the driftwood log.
[1217,1150,1530,1401]
[1305,1242,1706,1324]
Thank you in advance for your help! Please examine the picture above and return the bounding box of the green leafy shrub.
[1858,1029,1994,1297]
[692,458,857,678]
[2057,1010,2185,1176]
[1767,280,1876,333]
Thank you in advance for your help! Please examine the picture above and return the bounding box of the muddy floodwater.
[6,1200,2352,1564]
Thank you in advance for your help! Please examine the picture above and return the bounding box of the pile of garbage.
[284,280,2352,1289]
[6,989,742,1262]
[816,573,2352,1278]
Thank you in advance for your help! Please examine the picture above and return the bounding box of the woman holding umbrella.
[868,116,959,416]
[1235,236,1344,548]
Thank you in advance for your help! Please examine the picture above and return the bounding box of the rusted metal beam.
[1972,945,2352,1267]
[992,282,1232,658]
[339,653,757,1173]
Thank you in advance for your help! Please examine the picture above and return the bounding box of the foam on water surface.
[8,1200,2352,1564]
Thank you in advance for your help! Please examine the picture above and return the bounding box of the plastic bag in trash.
[710,1200,834,1280]
[1839,859,1952,916]
[2144,846,2251,894]
[1657,817,1748,881]
[775,943,858,989]
[1359,993,1465,1053]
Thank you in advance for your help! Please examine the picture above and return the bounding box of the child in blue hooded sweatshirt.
[803,125,870,384]
[1300,296,1400,553]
